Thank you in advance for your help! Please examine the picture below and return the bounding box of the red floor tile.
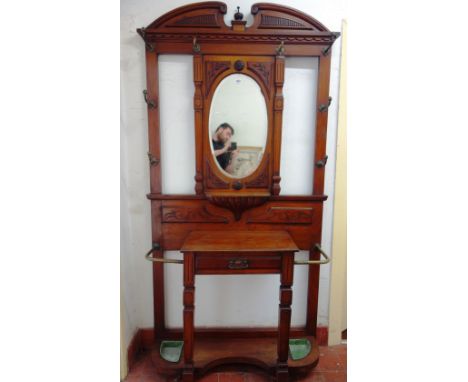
[198,372,219,382]
[333,345,347,357]
[322,372,347,382]
[244,372,270,382]
[314,353,342,372]
[298,372,327,382]
[124,375,144,382]
[218,372,246,382]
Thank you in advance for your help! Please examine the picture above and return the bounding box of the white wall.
[121,0,345,340]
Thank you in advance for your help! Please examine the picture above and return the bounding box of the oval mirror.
[209,73,268,179]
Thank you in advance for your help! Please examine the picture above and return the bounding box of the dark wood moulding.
[147,193,328,201]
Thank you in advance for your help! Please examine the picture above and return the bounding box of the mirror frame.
[204,55,273,190]
[207,71,269,180]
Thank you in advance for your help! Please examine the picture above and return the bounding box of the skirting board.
[127,326,329,371]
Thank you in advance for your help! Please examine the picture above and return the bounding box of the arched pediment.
[251,3,330,32]
[137,2,338,44]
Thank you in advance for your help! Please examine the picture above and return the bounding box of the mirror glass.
[209,73,268,179]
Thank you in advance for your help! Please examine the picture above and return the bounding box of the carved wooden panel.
[206,195,269,221]
[162,205,228,223]
[247,206,314,224]
[247,61,272,91]
[245,153,270,188]
[206,160,230,189]
[205,61,231,95]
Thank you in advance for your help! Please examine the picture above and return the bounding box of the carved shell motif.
[206,195,269,221]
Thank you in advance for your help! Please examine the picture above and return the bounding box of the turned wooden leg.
[183,252,195,382]
[277,252,294,382]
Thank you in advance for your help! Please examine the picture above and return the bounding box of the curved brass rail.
[294,243,330,265]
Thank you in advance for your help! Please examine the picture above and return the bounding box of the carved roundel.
[234,60,245,71]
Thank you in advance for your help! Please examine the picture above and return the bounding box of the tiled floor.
[124,344,346,382]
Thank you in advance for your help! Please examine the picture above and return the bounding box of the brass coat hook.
[193,36,201,53]
[322,32,341,56]
[143,90,156,109]
[137,27,154,52]
[315,155,328,168]
[147,152,160,166]
[276,41,285,56]
[318,96,332,112]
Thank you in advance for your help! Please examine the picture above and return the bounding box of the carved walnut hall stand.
[138,2,339,381]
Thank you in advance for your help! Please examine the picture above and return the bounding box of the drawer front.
[195,254,281,275]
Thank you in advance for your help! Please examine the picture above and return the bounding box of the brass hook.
[322,32,341,56]
[147,152,160,166]
[192,36,201,53]
[276,41,285,56]
[137,27,154,52]
[315,155,328,168]
[318,97,332,112]
[143,90,156,109]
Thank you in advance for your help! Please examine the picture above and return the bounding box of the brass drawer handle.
[228,259,249,270]
[145,243,183,264]
[294,243,330,265]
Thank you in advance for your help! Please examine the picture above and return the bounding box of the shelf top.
[180,230,299,253]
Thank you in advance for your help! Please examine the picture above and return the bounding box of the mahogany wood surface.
[181,230,299,252]
[137,2,340,380]
[195,253,282,274]
[160,200,323,251]
[183,252,196,381]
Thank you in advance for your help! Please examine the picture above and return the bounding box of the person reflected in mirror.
[212,123,239,174]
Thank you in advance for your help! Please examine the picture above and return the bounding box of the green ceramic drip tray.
[289,338,311,361]
[160,340,184,363]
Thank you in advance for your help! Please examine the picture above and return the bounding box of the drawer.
[195,253,282,275]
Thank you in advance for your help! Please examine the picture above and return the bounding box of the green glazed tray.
[160,340,184,363]
[288,338,311,361]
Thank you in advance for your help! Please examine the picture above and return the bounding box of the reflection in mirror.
[209,73,267,179]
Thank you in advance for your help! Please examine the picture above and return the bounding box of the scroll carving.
[206,160,229,189]
[162,205,228,223]
[245,154,270,188]
[247,206,314,224]
[247,62,272,91]
[205,61,231,95]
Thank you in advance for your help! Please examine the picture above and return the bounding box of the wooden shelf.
[151,335,319,378]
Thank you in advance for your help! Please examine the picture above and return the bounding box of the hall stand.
[138,2,339,381]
